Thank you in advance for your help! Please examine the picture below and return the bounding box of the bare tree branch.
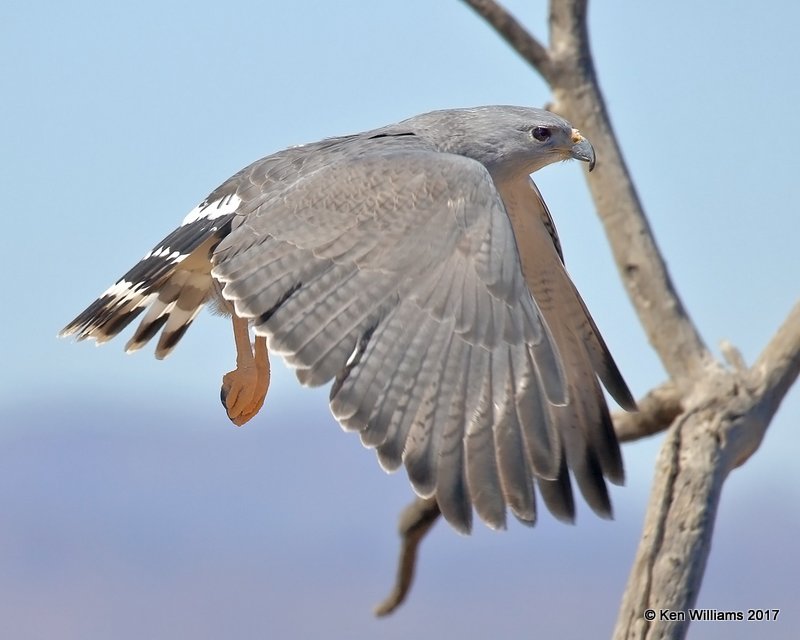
[461,0,712,386]
[462,0,554,81]
[613,304,799,639]
[539,4,800,638]
[374,497,440,616]
[731,301,800,469]
[614,401,727,640]
[750,302,800,416]
[614,381,682,443]
[371,2,800,637]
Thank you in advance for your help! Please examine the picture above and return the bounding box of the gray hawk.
[61,106,636,533]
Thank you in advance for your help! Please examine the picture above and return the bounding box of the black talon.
[220,385,231,414]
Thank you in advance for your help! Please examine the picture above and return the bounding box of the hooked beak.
[570,129,596,171]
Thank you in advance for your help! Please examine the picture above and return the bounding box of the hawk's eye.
[532,126,551,142]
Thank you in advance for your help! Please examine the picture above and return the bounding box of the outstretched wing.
[211,139,573,532]
[499,175,636,519]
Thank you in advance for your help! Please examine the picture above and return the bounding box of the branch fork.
[372,2,799,635]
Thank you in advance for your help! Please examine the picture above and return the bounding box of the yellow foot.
[220,359,269,426]
[222,317,271,427]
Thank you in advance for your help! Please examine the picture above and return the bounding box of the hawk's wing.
[212,138,596,532]
[499,176,636,520]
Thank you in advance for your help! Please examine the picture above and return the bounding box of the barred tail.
[60,202,237,358]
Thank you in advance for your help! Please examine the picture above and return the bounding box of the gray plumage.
[61,105,636,533]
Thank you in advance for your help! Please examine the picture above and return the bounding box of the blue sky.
[2,1,798,638]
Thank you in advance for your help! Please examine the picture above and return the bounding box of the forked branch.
[374,2,799,637]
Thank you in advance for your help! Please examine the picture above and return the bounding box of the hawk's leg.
[220,314,271,426]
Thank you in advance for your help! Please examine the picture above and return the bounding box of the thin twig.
[729,301,800,469]
[751,302,800,408]
[374,497,440,616]
[461,0,554,81]
[615,381,682,443]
